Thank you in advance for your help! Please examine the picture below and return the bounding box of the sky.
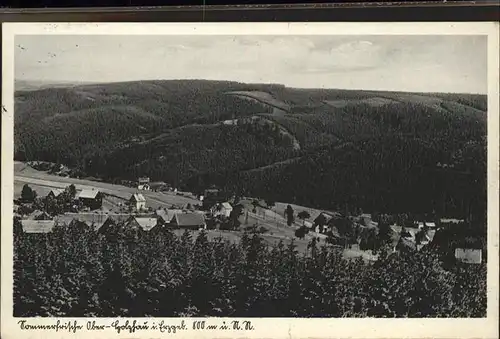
[15,35,487,94]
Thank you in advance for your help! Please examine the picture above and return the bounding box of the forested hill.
[14,80,487,219]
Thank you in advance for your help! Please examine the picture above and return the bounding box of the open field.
[14,161,199,210]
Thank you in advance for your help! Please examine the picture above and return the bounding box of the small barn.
[76,189,103,210]
[171,212,206,230]
[455,248,482,264]
[130,193,146,211]
[21,220,55,234]
[212,202,233,218]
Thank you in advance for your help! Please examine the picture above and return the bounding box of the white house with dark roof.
[21,220,55,233]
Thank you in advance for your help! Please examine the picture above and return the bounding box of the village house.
[149,181,170,192]
[170,212,206,230]
[204,188,220,198]
[417,221,437,229]
[129,193,146,211]
[76,188,103,210]
[138,177,150,185]
[313,211,341,229]
[128,217,158,231]
[155,208,183,224]
[55,212,111,231]
[137,177,150,189]
[97,214,134,234]
[455,248,482,264]
[211,202,233,218]
[359,213,372,226]
[27,210,52,220]
[389,224,435,252]
[47,188,64,200]
[138,183,151,191]
[440,218,465,224]
[21,220,55,233]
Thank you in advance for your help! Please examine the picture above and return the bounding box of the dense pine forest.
[14,80,487,218]
[13,218,486,318]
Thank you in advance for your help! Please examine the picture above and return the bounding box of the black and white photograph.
[1,22,499,338]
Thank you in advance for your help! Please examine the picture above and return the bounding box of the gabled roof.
[49,189,64,197]
[398,237,417,251]
[77,188,100,199]
[107,214,133,224]
[133,217,158,231]
[131,193,146,202]
[21,220,55,233]
[27,210,51,220]
[315,211,342,221]
[56,212,109,230]
[455,248,482,264]
[155,209,183,222]
[440,218,464,224]
[150,181,169,189]
[221,202,233,209]
[174,213,205,226]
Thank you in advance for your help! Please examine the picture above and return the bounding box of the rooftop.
[56,212,109,230]
[77,188,100,199]
[174,213,205,226]
[131,193,146,202]
[221,202,233,209]
[133,217,158,231]
[49,189,64,197]
[21,220,55,233]
[455,248,482,264]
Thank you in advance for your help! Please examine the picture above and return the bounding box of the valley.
[13,80,487,220]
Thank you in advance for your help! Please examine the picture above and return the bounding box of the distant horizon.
[14,78,488,96]
[15,35,488,95]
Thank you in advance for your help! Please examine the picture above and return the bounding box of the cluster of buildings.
[301,210,480,264]
[15,179,481,264]
[15,184,237,235]
[18,207,208,235]
[135,177,175,193]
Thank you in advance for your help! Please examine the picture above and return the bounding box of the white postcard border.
[2,22,499,339]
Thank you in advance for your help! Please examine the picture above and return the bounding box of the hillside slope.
[14,80,487,218]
